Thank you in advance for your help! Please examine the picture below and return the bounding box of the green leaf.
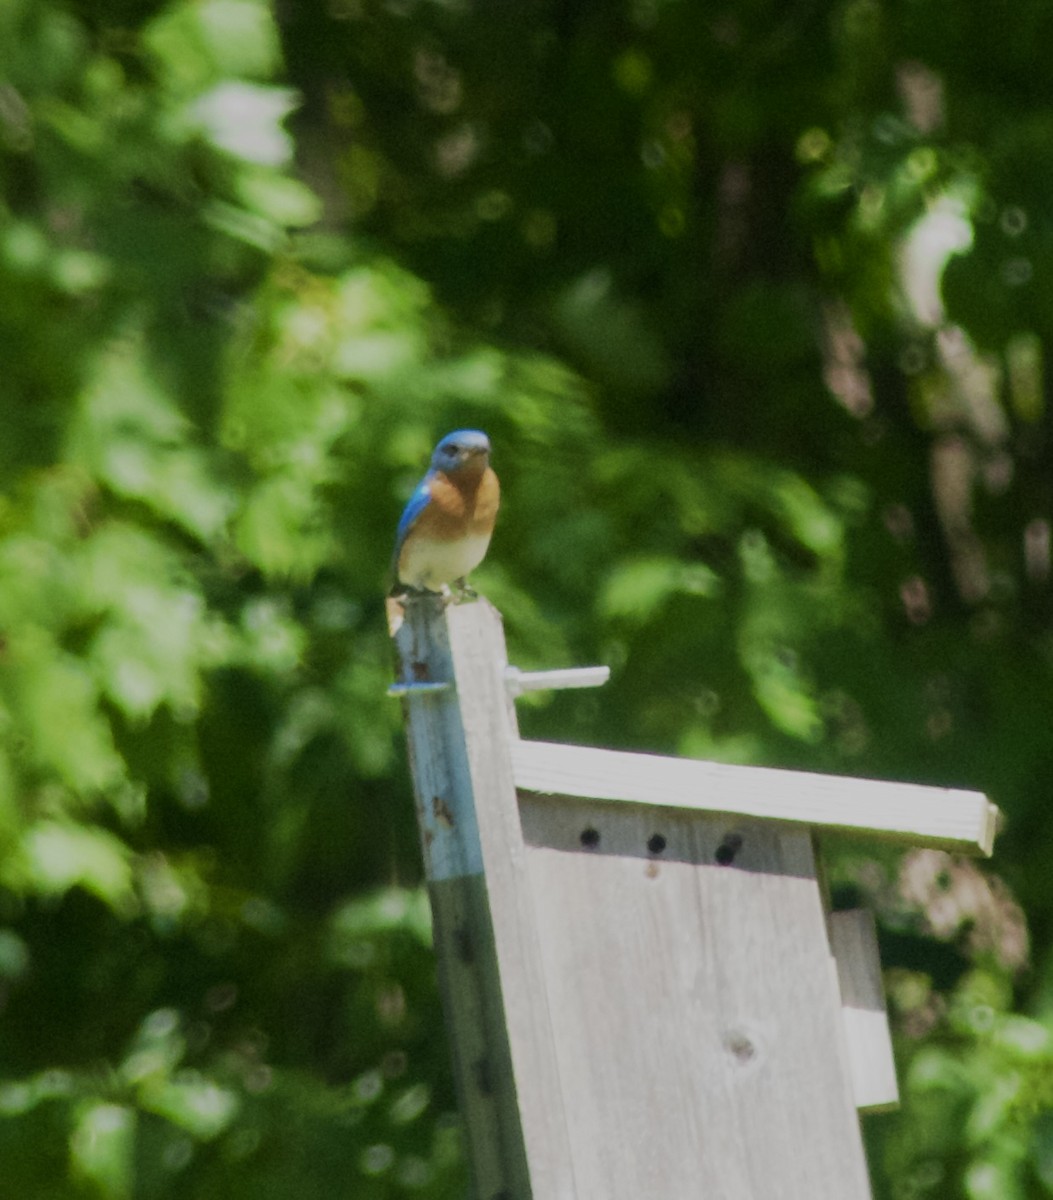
[81,524,216,719]
[993,1015,1052,1060]
[140,1073,239,1140]
[907,1047,973,1095]
[145,0,282,93]
[329,888,433,964]
[69,336,233,541]
[0,929,29,980]
[189,82,299,167]
[70,1103,136,1200]
[236,171,323,228]
[17,821,133,906]
[122,1009,186,1085]
[770,475,844,561]
[599,555,721,622]
[967,1072,1024,1144]
[234,475,332,577]
[12,646,125,793]
[964,1155,1028,1200]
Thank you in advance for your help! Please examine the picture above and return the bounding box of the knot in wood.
[723,1027,759,1067]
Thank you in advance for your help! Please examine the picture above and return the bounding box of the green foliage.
[2,0,1053,1196]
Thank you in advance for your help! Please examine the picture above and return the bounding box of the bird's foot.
[391,582,443,599]
[450,578,478,603]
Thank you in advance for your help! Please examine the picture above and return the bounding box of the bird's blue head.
[430,429,492,473]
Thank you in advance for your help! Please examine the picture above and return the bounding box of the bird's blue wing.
[393,474,434,563]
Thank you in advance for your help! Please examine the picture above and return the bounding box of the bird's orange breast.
[423,467,500,542]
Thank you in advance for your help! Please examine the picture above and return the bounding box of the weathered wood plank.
[444,600,579,1199]
[395,596,577,1198]
[518,795,873,1199]
[829,909,900,1113]
[513,739,998,855]
[393,596,533,1197]
[427,875,532,1195]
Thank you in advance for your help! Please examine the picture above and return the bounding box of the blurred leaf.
[234,475,332,577]
[553,269,672,394]
[9,648,125,794]
[140,1074,239,1140]
[0,929,29,980]
[69,339,233,542]
[70,1103,136,1200]
[967,1073,1023,1144]
[236,171,323,227]
[599,555,721,622]
[145,0,282,92]
[122,1009,186,1086]
[993,1016,1052,1061]
[188,82,299,167]
[329,888,433,963]
[16,821,133,906]
[964,1155,1027,1200]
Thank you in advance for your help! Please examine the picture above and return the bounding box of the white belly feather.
[398,532,493,590]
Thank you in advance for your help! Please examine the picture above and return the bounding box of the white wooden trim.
[828,910,899,1113]
[512,739,998,856]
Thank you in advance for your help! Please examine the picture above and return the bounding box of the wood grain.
[394,595,534,1196]
[519,795,874,1199]
[444,599,579,1199]
[396,597,578,1197]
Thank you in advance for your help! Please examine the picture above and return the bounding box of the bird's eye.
[446,443,460,454]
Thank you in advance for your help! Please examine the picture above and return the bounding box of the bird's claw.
[450,578,478,603]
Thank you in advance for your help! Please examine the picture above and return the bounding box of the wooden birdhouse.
[391,597,998,1199]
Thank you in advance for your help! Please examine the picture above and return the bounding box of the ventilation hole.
[647,833,667,854]
[715,833,743,865]
[580,827,600,848]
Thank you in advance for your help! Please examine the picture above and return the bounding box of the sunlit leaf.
[145,0,281,92]
[11,648,125,793]
[234,474,333,577]
[17,821,133,906]
[992,1015,1052,1060]
[140,1073,239,1139]
[122,1009,186,1085]
[329,888,433,959]
[189,82,299,167]
[599,555,721,622]
[236,171,323,228]
[70,1103,136,1200]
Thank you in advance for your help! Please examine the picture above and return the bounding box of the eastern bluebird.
[392,429,500,593]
